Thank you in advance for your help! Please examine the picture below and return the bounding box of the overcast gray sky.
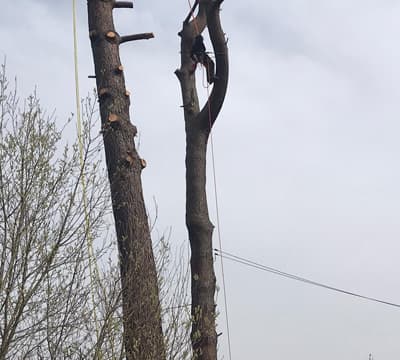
[1,1,400,359]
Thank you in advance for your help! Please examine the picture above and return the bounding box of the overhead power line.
[215,249,400,309]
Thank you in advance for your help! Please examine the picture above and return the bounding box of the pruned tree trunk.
[175,1,229,359]
[87,1,165,359]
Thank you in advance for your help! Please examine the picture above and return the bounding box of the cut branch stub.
[116,65,124,74]
[113,1,134,8]
[119,33,155,44]
[99,88,111,98]
[125,151,135,166]
[108,113,119,123]
[89,29,98,40]
[106,31,119,43]
[106,31,117,39]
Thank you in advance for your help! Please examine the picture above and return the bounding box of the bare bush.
[0,66,190,359]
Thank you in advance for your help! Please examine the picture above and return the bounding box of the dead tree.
[87,1,165,359]
[175,0,229,358]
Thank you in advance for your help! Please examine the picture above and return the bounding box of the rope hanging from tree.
[72,0,102,348]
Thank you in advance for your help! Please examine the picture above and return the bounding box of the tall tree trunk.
[87,1,165,359]
[175,1,229,359]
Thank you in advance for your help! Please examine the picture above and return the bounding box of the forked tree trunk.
[175,1,229,358]
[87,1,165,359]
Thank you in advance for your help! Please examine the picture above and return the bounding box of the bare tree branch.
[113,1,133,9]
[184,0,199,24]
[120,32,154,44]
[198,1,229,130]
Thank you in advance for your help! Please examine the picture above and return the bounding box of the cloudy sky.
[2,1,400,359]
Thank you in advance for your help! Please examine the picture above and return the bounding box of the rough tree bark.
[175,1,229,359]
[87,1,165,359]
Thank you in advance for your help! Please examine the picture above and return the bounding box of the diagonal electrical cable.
[215,249,400,309]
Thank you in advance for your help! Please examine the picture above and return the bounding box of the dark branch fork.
[198,0,228,129]
[177,0,228,131]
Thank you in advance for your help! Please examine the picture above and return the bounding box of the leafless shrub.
[0,66,191,359]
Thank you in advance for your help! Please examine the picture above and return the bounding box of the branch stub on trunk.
[125,151,135,166]
[89,30,97,39]
[108,113,119,123]
[99,88,111,98]
[106,31,118,43]
[113,1,134,8]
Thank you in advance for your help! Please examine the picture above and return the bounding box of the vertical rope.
[72,0,101,342]
[204,65,233,360]
[187,0,200,34]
